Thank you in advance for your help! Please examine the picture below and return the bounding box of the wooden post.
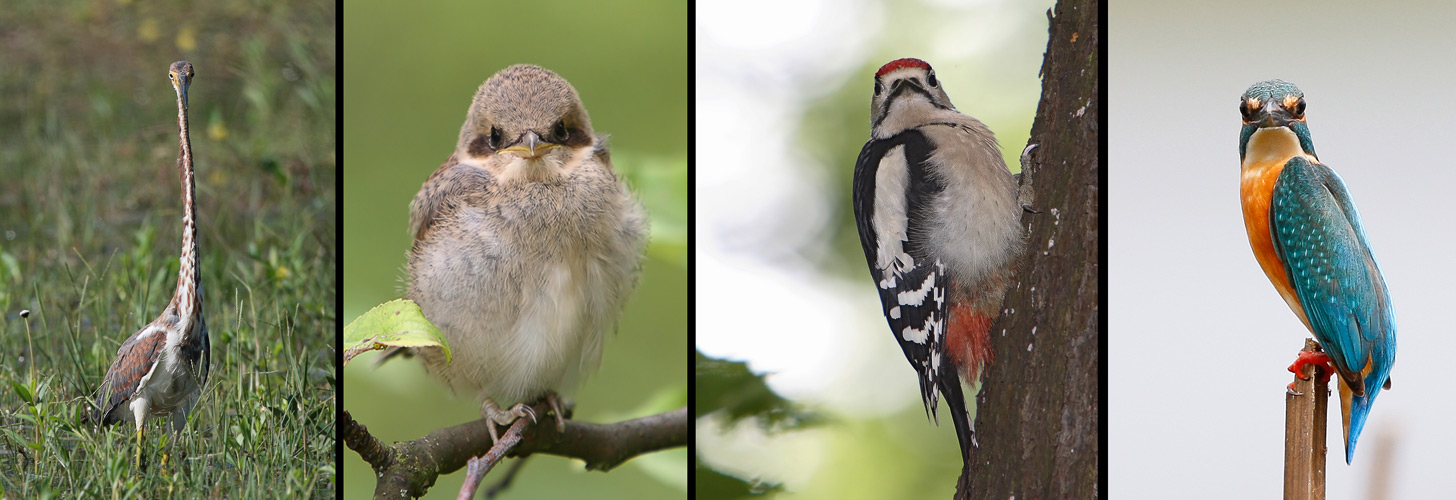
[1284,338,1328,500]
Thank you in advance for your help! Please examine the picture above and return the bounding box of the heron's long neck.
[174,92,201,320]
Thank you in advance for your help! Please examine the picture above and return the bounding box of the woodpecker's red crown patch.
[876,58,931,78]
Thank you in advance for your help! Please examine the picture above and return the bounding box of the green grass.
[0,0,336,497]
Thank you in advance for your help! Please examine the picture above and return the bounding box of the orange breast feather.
[1240,159,1311,328]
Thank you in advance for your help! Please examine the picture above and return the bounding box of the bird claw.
[1287,349,1335,385]
[544,392,568,433]
[1286,382,1304,396]
[481,399,537,444]
[1016,144,1038,213]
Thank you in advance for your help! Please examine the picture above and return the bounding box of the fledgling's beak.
[500,131,557,159]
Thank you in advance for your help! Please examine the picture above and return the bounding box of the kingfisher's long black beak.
[1256,98,1293,129]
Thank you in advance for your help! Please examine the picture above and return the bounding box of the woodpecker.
[389,64,648,442]
[852,58,1024,464]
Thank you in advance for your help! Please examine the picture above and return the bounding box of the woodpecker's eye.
[552,121,569,142]
[927,73,938,88]
[874,80,883,96]
[488,127,502,149]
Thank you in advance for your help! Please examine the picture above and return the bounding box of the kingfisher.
[1238,79,1396,464]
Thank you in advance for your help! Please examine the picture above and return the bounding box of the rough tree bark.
[959,0,1099,498]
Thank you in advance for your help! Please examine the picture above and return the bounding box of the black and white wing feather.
[852,129,951,423]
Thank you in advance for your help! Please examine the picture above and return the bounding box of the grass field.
[0,1,337,497]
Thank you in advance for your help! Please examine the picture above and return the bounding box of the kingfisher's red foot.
[1287,350,1335,384]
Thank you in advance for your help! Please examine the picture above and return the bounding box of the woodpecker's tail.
[937,363,975,465]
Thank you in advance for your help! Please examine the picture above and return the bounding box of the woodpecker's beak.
[890,77,924,98]
[500,131,557,159]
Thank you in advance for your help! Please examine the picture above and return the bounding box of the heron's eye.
[488,127,502,149]
[927,73,939,88]
[552,121,569,142]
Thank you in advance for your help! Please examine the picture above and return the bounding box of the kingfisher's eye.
[1292,99,1306,117]
[488,127,502,149]
[1240,101,1258,122]
[927,73,938,87]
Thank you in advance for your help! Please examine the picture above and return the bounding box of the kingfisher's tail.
[1338,370,1391,464]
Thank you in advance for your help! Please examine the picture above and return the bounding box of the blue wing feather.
[1269,156,1396,462]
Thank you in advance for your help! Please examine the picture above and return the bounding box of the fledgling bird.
[1237,79,1396,464]
[95,61,210,467]
[852,58,1024,467]
[399,64,647,442]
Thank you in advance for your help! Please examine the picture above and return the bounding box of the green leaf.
[694,350,821,429]
[11,380,33,404]
[341,299,450,366]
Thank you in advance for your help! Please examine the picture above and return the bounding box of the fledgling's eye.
[488,127,502,149]
[927,73,939,88]
[874,80,883,96]
[553,121,569,142]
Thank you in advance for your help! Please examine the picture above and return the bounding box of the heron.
[94,60,211,467]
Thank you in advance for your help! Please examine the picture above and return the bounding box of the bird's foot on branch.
[1286,348,1335,395]
[481,399,537,444]
[543,392,568,433]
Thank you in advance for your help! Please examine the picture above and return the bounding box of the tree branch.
[345,403,688,498]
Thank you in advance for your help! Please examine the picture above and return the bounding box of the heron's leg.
[131,402,148,469]
[134,423,144,469]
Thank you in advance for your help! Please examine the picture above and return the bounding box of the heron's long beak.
[173,74,190,111]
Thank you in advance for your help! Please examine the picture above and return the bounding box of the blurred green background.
[343,0,687,498]
[0,0,335,497]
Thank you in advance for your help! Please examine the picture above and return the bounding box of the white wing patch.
[872,145,911,275]
[897,271,936,307]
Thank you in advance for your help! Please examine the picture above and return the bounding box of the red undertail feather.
[946,303,994,384]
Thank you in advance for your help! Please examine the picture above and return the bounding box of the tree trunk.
[960,0,1100,498]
